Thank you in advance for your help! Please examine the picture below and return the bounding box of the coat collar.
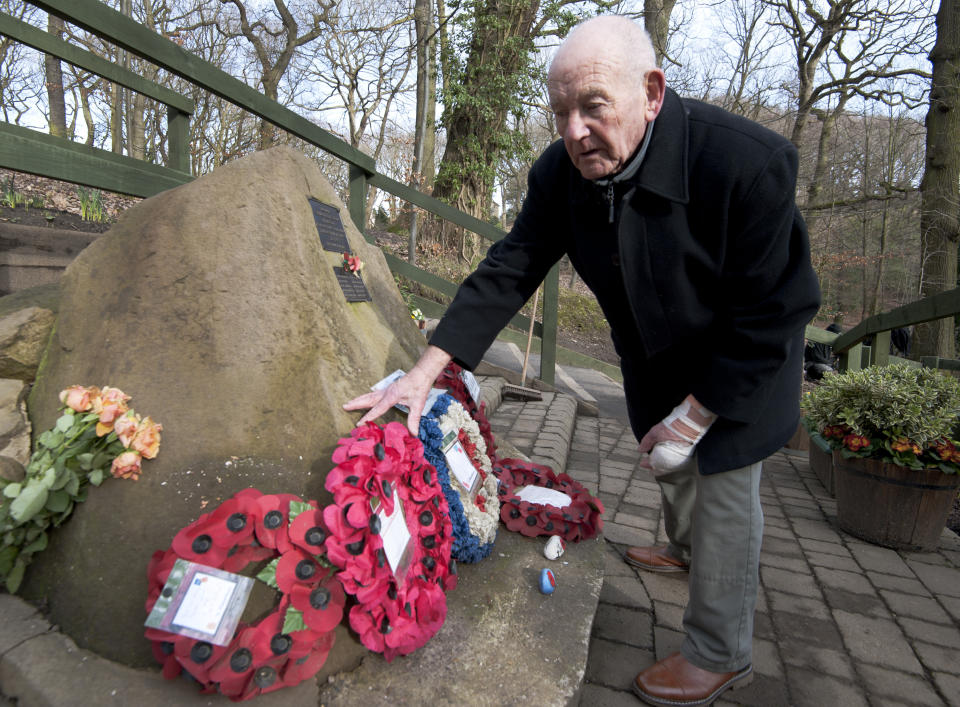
[631,87,689,204]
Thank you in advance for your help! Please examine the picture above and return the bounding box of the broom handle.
[521,286,540,386]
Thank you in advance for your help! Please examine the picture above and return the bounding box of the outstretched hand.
[343,345,453,436]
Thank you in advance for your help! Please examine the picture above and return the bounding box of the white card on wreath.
[376,489,413,586]
[460,370,481,405]
[444,439,481,496]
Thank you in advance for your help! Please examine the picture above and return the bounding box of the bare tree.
[916,0,960,359]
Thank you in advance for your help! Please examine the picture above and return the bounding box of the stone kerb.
[19,146,427,666]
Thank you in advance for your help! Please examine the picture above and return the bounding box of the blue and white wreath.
[420,394,500,563]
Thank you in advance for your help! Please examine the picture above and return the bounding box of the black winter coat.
[430,88,821,474]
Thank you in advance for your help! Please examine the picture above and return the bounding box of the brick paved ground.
[558,415,960,707]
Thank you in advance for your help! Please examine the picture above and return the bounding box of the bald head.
[547,15,665,180]
[552,16,657,90]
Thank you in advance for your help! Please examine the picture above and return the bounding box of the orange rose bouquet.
[0,385,162,592]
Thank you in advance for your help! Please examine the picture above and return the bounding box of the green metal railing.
[0,0,559,383]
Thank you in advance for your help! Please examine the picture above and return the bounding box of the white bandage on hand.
[649,398,717,474]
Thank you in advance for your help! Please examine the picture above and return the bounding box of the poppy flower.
[288,506,331,555]
[207,493,261,548]
[253,494,299,552]
[281,631,336,687]
[221,541,275,574]
[172,635,230,687]
[170,515,229,566]
[289,574,346,633]
[276,548,326,595]
[144,629,182,680]
[208,625,280,698]
[145,549,178,611]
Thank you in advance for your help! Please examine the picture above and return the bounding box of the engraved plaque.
[335,267,372,302]
[309,198,349,252]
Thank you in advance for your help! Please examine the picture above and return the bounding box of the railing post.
[166,106,190,173]
[539,263,559,386]
[870,330,890,366]
[349,165,370,242]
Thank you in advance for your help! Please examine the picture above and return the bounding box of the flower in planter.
[801,364,960,474]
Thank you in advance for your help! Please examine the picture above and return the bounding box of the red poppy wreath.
[494,458,605,542]
[324,421,457,662]
[145,488,345,701]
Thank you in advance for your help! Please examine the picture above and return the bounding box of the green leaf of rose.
[2,483,21,499]
[44,489,70,513]
[256,558,279,589]
[38,467,57,489]
[0,545,18,576]
[22,531,47,554]
[281,607,307,634]
[65,472,80,496]
[287,501,313,524]
[76,453,94,471]
[9,481,49,523]
[5,559,26,593]
[55,414,75,433]
[88,468,104,487]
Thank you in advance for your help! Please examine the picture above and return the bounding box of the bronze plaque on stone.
[334,267,372,302]
[309,198,349,252]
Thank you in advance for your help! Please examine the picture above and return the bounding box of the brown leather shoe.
[624,545,689,573]
[632,652,753,706]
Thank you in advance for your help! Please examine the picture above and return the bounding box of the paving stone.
[640,572,689,607]
[779,639,857,681]
[759,536,804,558]
[931,672,960,707]
[847,543,914,576]
[753,610,775,641]
[758,552,809,573]
[897,616,960,648]
[804,550,858,571]
[867,571,930,596]
[908,560,960,598]
[593,604,653,649]
[798,537,853,557]
[612,512,658,532]
[856,664,945,706]
[879,589,952,623]
[584,637,653,691]
[811,565,875,594]
[622,491,661,509]
[652,601,684,632]
[760,566,821,598]
[790,518,842,543]
[652,626,684,661]
[761,523,795,540]
[721,673,790,706]
[751,637,782,678]
[617,503,659,521]
[771,611,846,652]
[785,667,869,707]
[600,575,651,611]
[600,464,634,480]
[579,682,641,707]
[603,546,636,578]
[603,523,655,548]
[939,595,960,623]
[821,587,890,618]
[776,485,814,501]
[766,590,831,620]
[599,477,628,495]
[913,640,960,674]
[782,505,825,522]
[831,610,923,673]
[763,515,791,530]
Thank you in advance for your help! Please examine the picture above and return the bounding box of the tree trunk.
[44,14,67,138]
[916,0,960,359]
[643,0,677,66]
[433,0,541,256]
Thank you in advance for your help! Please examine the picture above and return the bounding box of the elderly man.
[346,15,820,706]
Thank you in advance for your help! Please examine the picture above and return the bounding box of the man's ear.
[644,69,666,121]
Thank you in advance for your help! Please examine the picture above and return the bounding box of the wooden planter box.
[834,453,960,552]
[808,433,834,496]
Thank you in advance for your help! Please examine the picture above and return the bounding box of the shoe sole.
[624,555,689,573]
[631,665,753,707]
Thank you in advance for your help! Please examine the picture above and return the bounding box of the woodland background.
[1,0,957,360]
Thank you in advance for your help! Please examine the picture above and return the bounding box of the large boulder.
[22,147,426,666]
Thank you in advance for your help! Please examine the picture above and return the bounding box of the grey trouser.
[656,455,763,672]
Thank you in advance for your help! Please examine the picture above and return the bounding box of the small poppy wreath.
[493,458,605,542]
[324,421,457,662]
[434,362,498,461]
[420,394,500,563]
[144,488,345,701]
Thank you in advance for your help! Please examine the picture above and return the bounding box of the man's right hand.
[342,345,453,436]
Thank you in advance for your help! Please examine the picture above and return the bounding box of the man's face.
[548,52,655,180]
